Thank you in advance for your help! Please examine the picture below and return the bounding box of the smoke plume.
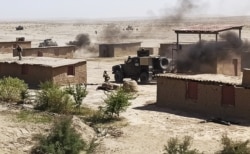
[169,0,197,22]
[161,0,203,23]
[102,24,131,42]
[176,32,250,73]
[67,33,99,58]
[67,33,90,48]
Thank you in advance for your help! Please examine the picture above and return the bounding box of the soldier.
[16,44,23,60]
[103,70,110,82]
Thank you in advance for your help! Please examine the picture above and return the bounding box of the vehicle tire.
[159,58,168,70]
[140,72,149,84]
[114,71,123,83]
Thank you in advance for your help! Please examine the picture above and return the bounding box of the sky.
[0,0,250,20]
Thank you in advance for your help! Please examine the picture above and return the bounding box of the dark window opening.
[186,81,198,100]
[67,65,75,76]
[54,49,59,56]
[37,51,43,57]
[21,65,29,75]
[221,86,235,106]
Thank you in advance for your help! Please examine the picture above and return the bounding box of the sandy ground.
[86,59,250,154]
[1,18,250,154]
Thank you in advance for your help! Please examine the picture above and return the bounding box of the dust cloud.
[67,33,98,58]
[102,24,132,42]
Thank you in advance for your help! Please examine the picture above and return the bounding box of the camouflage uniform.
[103,71,110,82]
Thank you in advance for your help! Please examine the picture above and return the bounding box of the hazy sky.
[0,0,249,20]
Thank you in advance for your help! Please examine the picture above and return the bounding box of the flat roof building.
[0,57,87,87]
[99,42,141,57]
[156,72,250,120]
[13,45,76,59]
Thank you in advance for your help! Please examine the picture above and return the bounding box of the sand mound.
[123,80,138,92]
[71,116,96,144]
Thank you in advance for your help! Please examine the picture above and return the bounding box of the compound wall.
[0,41,31,54]
[13,46,76,59]
[156,76,250,120]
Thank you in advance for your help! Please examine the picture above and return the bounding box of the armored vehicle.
[112,49,173,83]
[39,39,58,47]
[16,25,24,31]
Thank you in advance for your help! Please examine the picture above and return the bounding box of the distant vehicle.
[16,37,25,41]
[126,25,133,31]
[38,39,58,47]
[16,26,24,31]
[112,48,174,83]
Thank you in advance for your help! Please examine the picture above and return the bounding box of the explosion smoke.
[67,33,90,48]
[102,24,131,42]
[176,32,250,73]
[162,0,202,23]
[67,33,99,58]
[169,0,197,22]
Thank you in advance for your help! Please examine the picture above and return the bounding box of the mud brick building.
[99,42,141,57]
[13,45,76,59]
[0,39,31,54]
[159,25,247,76]
[0,57,86,87]
[156,70,250,120]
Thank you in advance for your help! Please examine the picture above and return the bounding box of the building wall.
[99,45,114,57]
[241,52,250,71]
[159,43,175,58]
[234,87,250,118]
[99,42,141,57]
[0,63,52,87]
[114,43,141,57]
[0,41,31,54]
[159,43,192,58]
[157,77,186,108]
[160,43,245,76]
[13,46,75,58]
[217,53,241,76]
[0,61,87,87]
[52,61,87,86]
[156,76,250,120]
[141,47,158,55]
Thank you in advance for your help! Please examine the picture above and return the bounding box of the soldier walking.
[16,44,23,60]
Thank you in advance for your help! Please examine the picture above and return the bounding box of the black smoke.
[169,0,198,22]
[67,33,90,48]
[176,32,249,73]
[162,0,202,23]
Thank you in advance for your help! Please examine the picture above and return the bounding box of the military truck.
[112,49,173,83]
[38,39,58,47]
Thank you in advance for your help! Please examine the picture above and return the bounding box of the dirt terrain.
[1,17,250,154]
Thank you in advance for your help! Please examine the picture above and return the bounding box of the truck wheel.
[159,58,168,70]
[140,72,149,83]
[114,71,123,83]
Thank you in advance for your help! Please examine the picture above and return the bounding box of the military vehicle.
[112,49,174,83]
[16,25,24,31]
[38,39,58,47]
[126,25,133,30]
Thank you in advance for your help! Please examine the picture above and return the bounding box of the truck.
[112,49,174,83]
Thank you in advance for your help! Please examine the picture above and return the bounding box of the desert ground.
[1,17,250,154]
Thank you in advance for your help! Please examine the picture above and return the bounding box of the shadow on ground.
[133,102,250,126]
